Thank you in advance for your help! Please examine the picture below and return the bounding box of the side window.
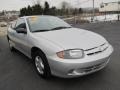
[15,19,26,30]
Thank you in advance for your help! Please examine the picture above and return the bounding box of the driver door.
[14,18,29,56]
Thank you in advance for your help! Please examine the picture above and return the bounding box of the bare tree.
[36,0,41,5]
[61,1,72,16]
[61,1,71,10]
[31,0,41,5]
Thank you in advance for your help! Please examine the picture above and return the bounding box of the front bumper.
[47,45,113,78]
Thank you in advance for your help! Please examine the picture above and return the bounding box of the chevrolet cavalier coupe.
[7,16,113,78]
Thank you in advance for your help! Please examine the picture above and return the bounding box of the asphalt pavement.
[0,21,120,90]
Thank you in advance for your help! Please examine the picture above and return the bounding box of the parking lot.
[0,27,7,36]
[0,21,120,90]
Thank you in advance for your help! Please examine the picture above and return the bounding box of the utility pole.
[74,0,80,24]
[118,1,120,21]
[92,0,95,22]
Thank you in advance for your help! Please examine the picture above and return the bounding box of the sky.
[0,0,119,11]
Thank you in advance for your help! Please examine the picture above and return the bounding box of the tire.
[8,39,15,52]
[33,50,51,78]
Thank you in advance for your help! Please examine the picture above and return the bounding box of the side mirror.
[16,28,27,34]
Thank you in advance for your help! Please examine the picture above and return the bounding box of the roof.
[101,1,119,5]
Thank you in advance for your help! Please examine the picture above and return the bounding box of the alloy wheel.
[35,56,44,74]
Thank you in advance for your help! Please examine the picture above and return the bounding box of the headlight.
[56,49,84,59]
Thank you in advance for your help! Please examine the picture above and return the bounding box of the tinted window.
[15,19,26,30]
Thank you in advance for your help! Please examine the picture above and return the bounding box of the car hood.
[33,28,106,50]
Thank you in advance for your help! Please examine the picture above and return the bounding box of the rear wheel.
[33,50,51,78]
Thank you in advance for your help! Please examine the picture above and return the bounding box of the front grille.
[85,43,105,51]
[87,47,108,56]
[85,43,109,56]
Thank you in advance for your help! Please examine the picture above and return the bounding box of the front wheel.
[34,51,51,78]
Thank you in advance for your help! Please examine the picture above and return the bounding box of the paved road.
[0,22,120,90]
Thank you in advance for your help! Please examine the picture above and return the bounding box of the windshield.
[27,16,72,32]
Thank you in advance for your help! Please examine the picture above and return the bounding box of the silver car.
[7,16,113,78]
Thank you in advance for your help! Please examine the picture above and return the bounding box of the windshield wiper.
[32,27,72,33]
[51,26,72,30]
[32,29,51,33]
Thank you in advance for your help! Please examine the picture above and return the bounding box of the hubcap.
[35,56,44,74]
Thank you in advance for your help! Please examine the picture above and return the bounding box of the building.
[0,11,19,22]
[99,2,120,13]
[4,11,20,19]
